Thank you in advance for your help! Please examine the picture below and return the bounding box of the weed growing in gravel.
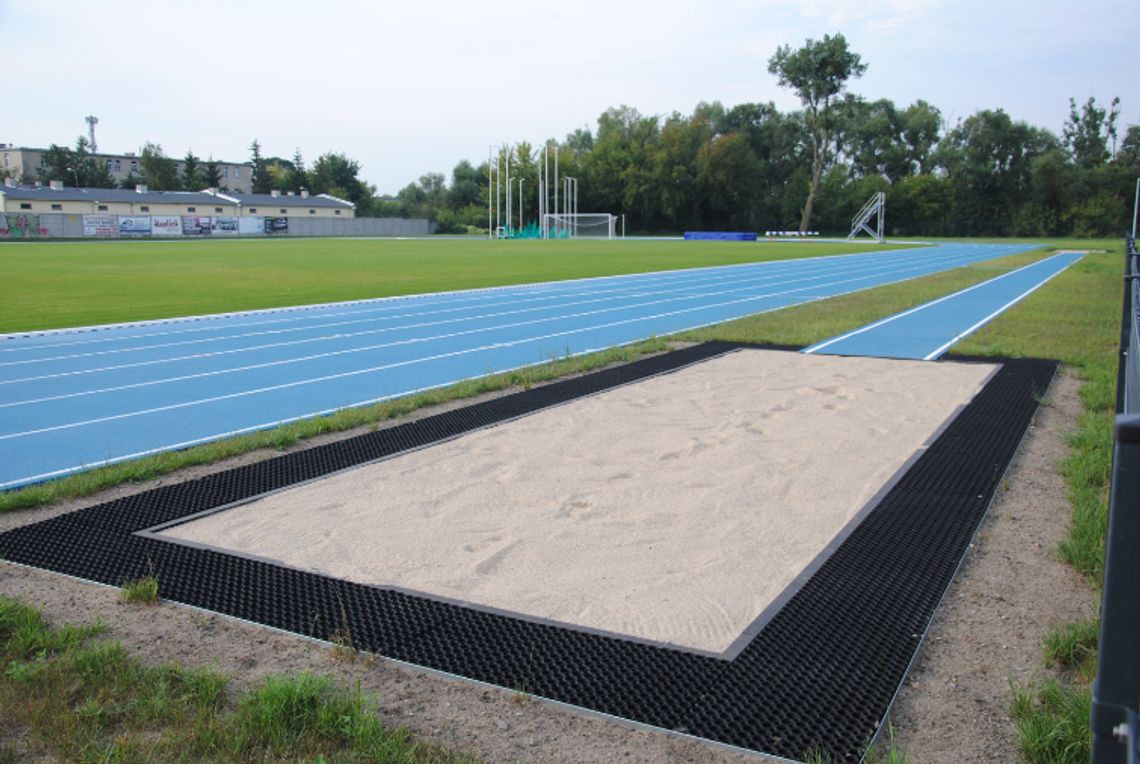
[121,573,160,605]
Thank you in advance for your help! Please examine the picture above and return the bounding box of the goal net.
[542,213,617,240]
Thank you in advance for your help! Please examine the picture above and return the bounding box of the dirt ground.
[0,367,1095,763]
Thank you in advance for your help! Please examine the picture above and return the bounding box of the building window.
[234,168,241,178]
[214,207,222,213]
[223,167,229,178]
[130,160,138,172]
[19,203,31,210]
[98,205,108,211]
[309,209,316,215]
[279,208,286,214]
[335,210,341,216]
[249,208,257,213]
[114,160,121,172]
[140,205,149,212]
[105,159,112,170]
[50,203,62,210]
[187,207,196,212]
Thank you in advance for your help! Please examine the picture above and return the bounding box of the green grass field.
[0,238,897,333]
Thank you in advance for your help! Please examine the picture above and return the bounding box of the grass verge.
[0,595,468,762]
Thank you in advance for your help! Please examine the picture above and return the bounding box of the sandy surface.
[162,350,996,654]
[0,359,1096,763]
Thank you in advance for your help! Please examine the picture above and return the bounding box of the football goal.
[542,213,617,240]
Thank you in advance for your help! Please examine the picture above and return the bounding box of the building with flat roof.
[0,183,354,218]
[0,144,253,193]
[0,182,239,216]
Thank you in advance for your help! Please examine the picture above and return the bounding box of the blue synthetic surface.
[804,251,1082,360]
[0,242,1034,489]
[683,232,758,241]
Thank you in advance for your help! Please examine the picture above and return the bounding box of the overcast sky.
[3,0,1136,194]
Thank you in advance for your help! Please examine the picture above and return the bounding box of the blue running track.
[804,251,1082,360]
[0,242,1035,489]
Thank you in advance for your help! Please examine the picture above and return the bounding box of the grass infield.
[0,237,896,334]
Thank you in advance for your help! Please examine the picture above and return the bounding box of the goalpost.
[542,213,617,240]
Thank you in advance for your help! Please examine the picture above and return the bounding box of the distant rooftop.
[1,185,235,205]
[224,192,354,209]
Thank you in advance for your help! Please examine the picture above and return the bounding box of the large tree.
[182,150,202,190]
[139,143,181,191]
[768,33,866,231]
[249,139,271,193]
[37,136,115,188]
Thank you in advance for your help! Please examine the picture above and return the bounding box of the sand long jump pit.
[0,343,1057,760]
[157,348,996,657]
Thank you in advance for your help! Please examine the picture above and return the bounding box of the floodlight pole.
[554,144,559,219]
[519,178,524,230]
[505,148,511,234]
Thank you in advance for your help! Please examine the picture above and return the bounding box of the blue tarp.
[683,231,758,241]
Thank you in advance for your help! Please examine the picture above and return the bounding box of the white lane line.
[802,251,1063,355]
[0,251,916,370]
[0,248,1018,409]
[922,253,1082,360]
[0,243,982,359]
[0,244,1009,375]
[0,245,939,361]
[1,243,932,346]
[0,246,968,380]
[0,249,1033,428]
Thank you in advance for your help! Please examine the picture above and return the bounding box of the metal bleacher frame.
[1092,235,1140,763]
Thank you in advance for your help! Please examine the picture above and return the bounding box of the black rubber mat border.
[0,342,1057,762]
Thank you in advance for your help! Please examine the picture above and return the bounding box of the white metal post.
[1132,178,1139,240]
[495,152,501,236]
[554,144,559,220]
[544,144,550,239]
[488,146,493,240]
[519,178,524,231]
[505,149,511,234]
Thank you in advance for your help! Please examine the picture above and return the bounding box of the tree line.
[31,34,1138,237]
[397,34,1137,237]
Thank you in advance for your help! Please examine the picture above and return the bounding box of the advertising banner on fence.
[83,214,118,237]
[211,216,239,236]
[181,216,211,236]
[238,216,265,236]
[150,216,182,237]
[264,217,288,234]
[0,213,47,239]
[118,216,150,237]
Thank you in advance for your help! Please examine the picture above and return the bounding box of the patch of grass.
[121,574,160,605]
[1043,618,1100,675]
[1010,677,1092,764]
[0,595,468,762]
